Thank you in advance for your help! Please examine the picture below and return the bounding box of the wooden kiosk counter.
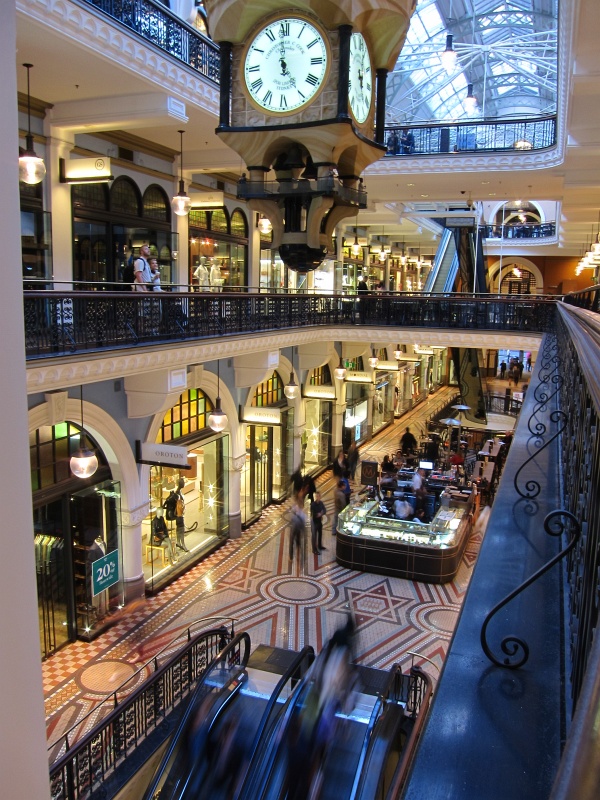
[335,489,474,584]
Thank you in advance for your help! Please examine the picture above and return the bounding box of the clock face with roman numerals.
[349,32,372,124]
[243,17,329,114]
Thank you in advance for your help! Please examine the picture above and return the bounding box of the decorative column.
[0,6,51,795]
[46,131,75,289]
[366,382,375,440]
[228,454,245,538]
[120,503,147,601]
[174,212,189,290]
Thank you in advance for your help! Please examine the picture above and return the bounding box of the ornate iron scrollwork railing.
[85,0,220,83]
[481,510,581,669]
[23,292,557,360]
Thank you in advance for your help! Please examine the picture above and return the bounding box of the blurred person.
[347,441,359,481]
[332,449,347,479]
[311,491,327,554]
[332,480,347,537]
[400,426,417,455]
[289,498,307,562]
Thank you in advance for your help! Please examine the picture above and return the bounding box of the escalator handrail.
[239,644,315,793]
[241,656,324,800]
[423,228,453,293]
[347,695,385,800]
[142,631,252,800]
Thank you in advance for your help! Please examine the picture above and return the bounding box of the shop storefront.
[142,388,230,593]
[21,181,52,288]
[30,420,121,658]
[189,208,248,290]
[372,372,394,434]
[71,176,176,287]
[303,365,335,472]
[240,372,294,528]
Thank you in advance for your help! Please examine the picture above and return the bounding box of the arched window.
[210,208,229,234]
[110,177,140,216]
[309,364,333,386]
[251,372,284,406]
[30,422,107,491]
[72,183,109,211]
[158,389,215,443]
[143,185,170,222]
[189,209,208,229]
[230,209,248,237]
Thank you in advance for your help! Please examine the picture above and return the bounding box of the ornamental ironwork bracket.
[480,509,581,669]
[514,409,567,499]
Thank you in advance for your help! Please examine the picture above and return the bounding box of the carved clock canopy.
[203,0,415,271]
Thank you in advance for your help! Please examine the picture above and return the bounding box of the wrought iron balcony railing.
[385,115,557,156]
[483,222,557,240]
[237,176,367,208]
[23,291,557,360]
[85,0,220,82]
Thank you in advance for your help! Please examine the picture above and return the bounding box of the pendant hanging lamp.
[70,386,99,479]
[19,64,46,185]
[208,360,228,432]
[284,347,299,400]
[334,354,347,380]
[171,130,192,217]
[440,34,458,74]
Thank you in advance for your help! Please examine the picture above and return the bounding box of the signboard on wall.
[360,460,379,487]
[136,441,190,469]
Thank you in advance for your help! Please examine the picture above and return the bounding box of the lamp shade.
[208,399,228,432]
[334,358,347,380]
[284,376,299,400]
[70,447,99,479]
[258,216,273,234]
[464,84,477,112]
[171,180,192,217]
[19,144,46,185]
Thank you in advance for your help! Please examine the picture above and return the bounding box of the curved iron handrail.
[480,510,581,669]
[514,410,567,498]
[47,615,236,756]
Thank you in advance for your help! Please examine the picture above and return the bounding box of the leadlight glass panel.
[143,185,170,221]
[158,389,214,443]
[210,208,229,233]
[230,209,248,237]
[251,372,284,407]
[110,177,140,215]
[72,183,108,210]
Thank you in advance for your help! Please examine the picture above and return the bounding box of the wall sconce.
[284,347,299,400]
[351,228,361,257]
[208,360,228,432]
[19,64,46,185]
[171,130,192,217]
[70,386,98,479]
[334,355,347,380]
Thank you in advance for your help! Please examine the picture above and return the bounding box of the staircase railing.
[48,620,235,800]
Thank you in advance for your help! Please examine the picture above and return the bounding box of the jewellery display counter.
[335,493,473,584]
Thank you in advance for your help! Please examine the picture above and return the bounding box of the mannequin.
[209,261,222,292]
[152,507,176,564]
[174,478,189,552]
[194,258,209,291]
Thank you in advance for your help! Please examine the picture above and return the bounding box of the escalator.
[247,657,422,800]
[142,634,314,800]
[423,228,458,293]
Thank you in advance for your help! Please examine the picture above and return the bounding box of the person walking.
[310,491,327,554]
[500,361,507,379]
[289,498,307,562]
[332,481,347,537]
[400,426,417,455]
[347,441,359,481]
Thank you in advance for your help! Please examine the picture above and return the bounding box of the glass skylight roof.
[387,0,558,124]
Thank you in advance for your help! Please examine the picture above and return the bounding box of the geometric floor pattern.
[43,385,488,757]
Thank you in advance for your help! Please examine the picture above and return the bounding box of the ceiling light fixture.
[171,129,192,217]
[334,354,347,380]
[208,360,228,432]
[351,227,362,257]
[257,215,273,235]
[70,386,98,479]
[368,348,379,369]
[464,83,477,113]
[394,344,402,360]
[441,34,458,74]
[19,64,46,185]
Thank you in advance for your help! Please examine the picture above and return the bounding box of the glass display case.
[336,494,473,584]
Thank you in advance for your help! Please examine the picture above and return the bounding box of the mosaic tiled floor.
[43,385,490,755]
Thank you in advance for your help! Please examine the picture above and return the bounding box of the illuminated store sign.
[241,407,282,425]
[136,441,190,469]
